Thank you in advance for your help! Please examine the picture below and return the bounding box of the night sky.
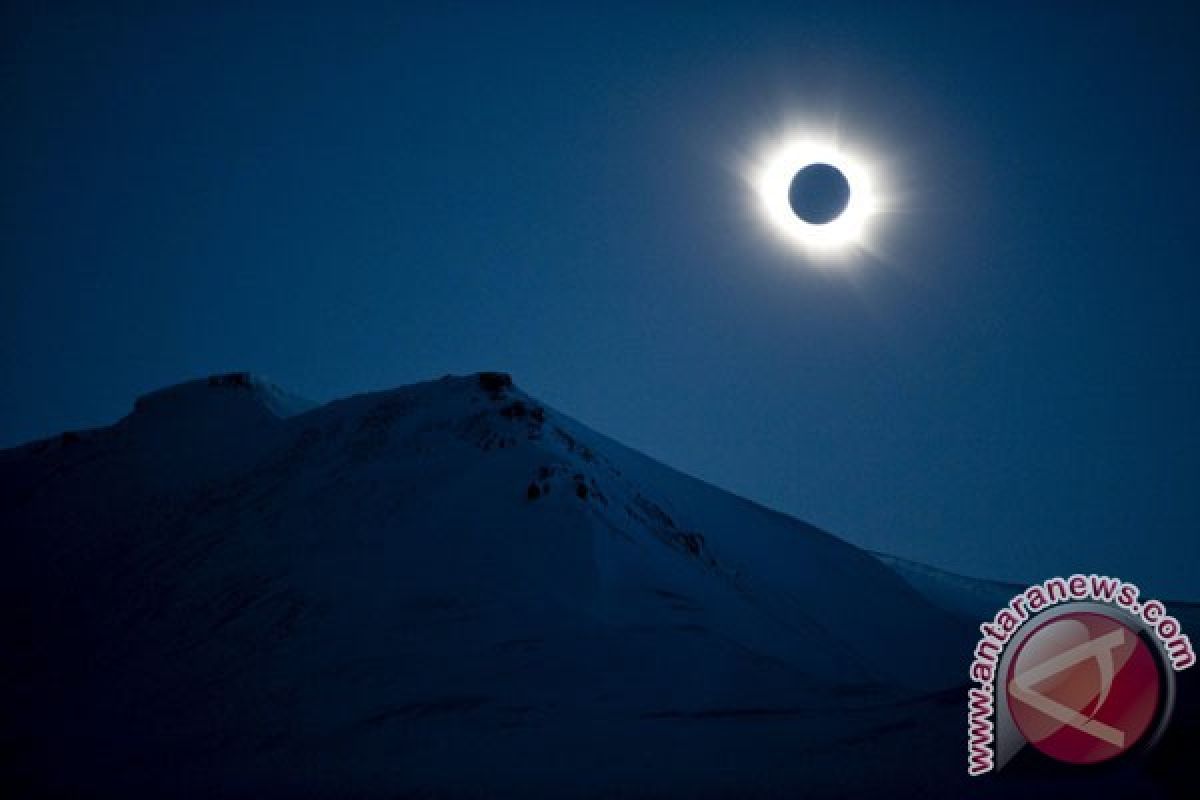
[3,2,1199,595]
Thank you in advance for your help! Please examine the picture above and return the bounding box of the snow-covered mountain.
[0,372,1190,797]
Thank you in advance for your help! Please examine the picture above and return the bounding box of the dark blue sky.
[3,2,1199,594]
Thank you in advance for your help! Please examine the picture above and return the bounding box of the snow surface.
[1,372,1193,798]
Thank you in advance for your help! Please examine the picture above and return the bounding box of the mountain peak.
[474,370,514,393]
[131,372,315,421]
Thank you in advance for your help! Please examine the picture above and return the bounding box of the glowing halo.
[754,137,879,258]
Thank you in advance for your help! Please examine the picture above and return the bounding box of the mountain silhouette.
[1,372,1193,798]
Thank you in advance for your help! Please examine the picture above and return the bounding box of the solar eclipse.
[751,134,880,260]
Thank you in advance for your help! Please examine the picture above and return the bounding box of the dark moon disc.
[788,163,851,225]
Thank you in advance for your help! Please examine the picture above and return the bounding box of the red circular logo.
[1006,611,1161,765]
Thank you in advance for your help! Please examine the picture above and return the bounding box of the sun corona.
[754,137,879,258]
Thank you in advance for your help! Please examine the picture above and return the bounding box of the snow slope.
[0,372,1190,798]
[870,551,1025,623]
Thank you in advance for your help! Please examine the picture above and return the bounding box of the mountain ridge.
[5,370,1188,797]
